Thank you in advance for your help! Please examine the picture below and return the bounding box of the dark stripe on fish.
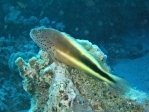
[79,55,116,83]
[60,36,116,83]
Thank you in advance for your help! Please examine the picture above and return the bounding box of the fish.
[30,27,124,86]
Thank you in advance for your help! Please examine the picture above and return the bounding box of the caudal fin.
[110,74,130,94]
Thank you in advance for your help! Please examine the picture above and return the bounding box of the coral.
[16,36,147,112]
[1,0,149,111]
[0,35,35,112]
[0,9,64,111]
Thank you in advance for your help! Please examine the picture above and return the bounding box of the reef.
[15,32,149,112]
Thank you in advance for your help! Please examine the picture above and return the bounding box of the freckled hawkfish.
[30,27,125,87]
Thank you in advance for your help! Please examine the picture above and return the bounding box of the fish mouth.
[30,29,36,38]
[30,27,45,38]
[30,27,46,44]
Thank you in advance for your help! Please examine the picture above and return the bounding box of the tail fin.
[110,74,130,94]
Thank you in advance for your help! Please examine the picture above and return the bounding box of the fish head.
[30,27,56,51]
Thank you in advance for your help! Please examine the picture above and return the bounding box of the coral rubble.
[16,36,147,112]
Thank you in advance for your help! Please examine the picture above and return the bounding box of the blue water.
[0,0,149,111]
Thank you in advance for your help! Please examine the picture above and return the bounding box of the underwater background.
[0,0,149,111]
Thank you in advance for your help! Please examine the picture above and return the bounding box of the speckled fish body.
[30,27,122,85]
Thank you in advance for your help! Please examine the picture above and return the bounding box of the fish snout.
[30,27,45,39]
